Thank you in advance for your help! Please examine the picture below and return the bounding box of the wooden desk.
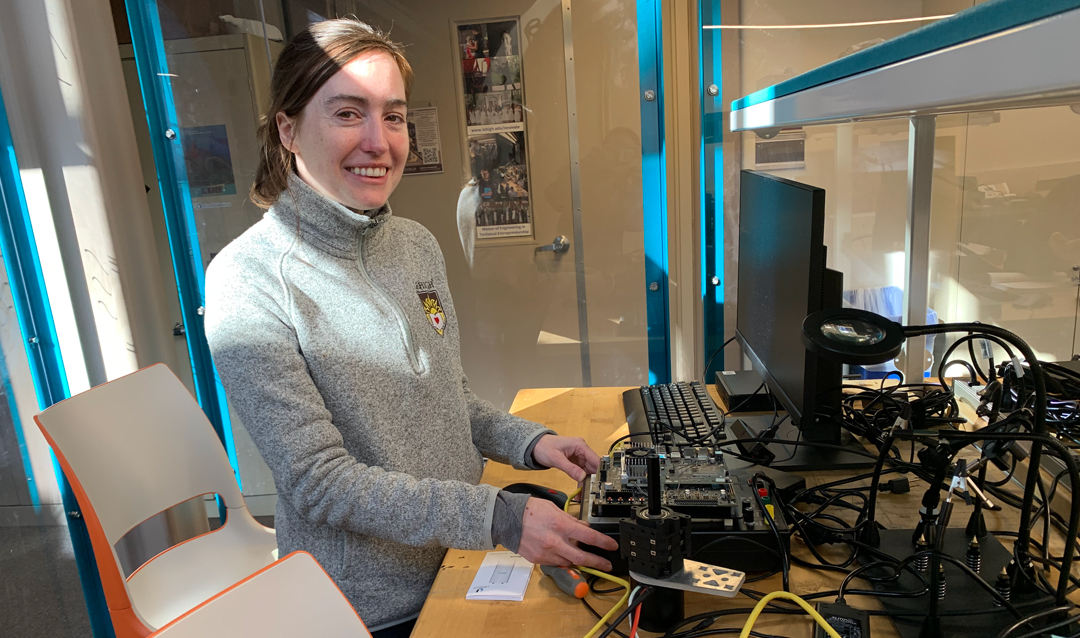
[411,386,1069,638]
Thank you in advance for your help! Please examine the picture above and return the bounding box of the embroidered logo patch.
[416,281,447,336]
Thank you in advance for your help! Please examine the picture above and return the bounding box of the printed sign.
[404,106,444,175]
[457,19,533,240]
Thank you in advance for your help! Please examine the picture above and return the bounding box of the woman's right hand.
[516,497,619,571]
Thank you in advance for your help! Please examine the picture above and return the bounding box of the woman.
[204,19,617,637]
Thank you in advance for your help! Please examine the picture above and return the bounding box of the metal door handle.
[536,236,570,254]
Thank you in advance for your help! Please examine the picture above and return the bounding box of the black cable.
[595,587,654,638]
[581,597,629,638]
[607,433,643,453]
[751,474,789,591]
[716,437,880,460]
[702,335,736,382]
[678,630,786,638]
[1005,613,1080,638]
[690,535,783,562]
[587,574,624,595]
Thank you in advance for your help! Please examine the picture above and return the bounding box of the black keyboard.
[623,381,726,445]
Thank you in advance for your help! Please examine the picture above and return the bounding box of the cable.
[566,485,581,513]
[563,487,635,638]
[595,587,653,638]
[702,335,736,381]
[579,567,631,638]
[588,574,625,595]
[581,597,628,638]
[628,587,643,638]
[751,474,789,591]
[1006,613,1080,638]
[739,591,842,638]
[995,605,1075,638]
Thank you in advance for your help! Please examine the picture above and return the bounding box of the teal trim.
[124,0,241,489]
[0,84,114,637]
[731,0,1080,112]
[637,0,671,384]
[700,0,724,379]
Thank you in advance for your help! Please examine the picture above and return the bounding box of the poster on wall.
[457,19,533,240]
[404,106,444,175]
[182,125,236,197]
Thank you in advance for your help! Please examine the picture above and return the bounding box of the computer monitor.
[734,170,870,470]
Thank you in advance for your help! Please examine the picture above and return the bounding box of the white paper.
[465,551,534,601]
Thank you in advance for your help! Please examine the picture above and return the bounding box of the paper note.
[465,551,534,601]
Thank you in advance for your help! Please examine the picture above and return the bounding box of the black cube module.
[619,454,693,579]
[715,369,774,413]
[619,506,692,579]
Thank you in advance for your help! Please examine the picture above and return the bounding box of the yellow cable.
[577,566,630,638]
[565,485,582,513]
[739,591,842,638]
[564,487,627,638]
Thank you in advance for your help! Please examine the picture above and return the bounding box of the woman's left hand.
[531,434,600,482]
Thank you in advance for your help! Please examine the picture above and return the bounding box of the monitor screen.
[736,170,828,426]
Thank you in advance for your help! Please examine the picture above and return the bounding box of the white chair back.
[35,364,243,545]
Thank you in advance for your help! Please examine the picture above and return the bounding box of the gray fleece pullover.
[204,174,551,628]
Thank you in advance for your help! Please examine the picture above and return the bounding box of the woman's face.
[277,50,408,212]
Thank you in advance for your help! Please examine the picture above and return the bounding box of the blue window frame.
[0,84,114,637]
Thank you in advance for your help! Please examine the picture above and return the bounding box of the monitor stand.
[728,414,875,471]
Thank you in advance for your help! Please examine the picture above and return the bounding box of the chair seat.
[127,508,277,630]
[149,551,371,637]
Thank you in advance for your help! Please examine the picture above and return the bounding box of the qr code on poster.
[422,148,439,164]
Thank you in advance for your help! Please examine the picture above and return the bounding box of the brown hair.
[251,19,413,208]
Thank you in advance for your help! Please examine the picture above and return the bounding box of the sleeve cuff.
[490,490,531,553]
[481,485,500,550]
[520,430,555,470]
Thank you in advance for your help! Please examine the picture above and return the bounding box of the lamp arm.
[939,430,1080,606]
[900,323,1047,563]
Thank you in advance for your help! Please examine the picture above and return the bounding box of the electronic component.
[728,418,776,465]
[581,440,790,573]
[715,369,774,412]
[619,455,692,579]
[814,602,870,638]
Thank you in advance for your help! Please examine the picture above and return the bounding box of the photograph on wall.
[469,132,530,238]
[181,124,236,197]
[457,18,532,239]
[404,106,444,175]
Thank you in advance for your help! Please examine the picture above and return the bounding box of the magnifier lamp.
[800,309,1062,604]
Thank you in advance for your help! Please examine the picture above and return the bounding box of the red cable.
[628,602,642,638]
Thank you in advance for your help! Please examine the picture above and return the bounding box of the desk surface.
[411,386,1067,638]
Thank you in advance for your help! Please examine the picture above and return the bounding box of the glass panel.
[123,0,651,515]
[931,106,1080,367]
[714,0,978,376]
[0,250,90,634]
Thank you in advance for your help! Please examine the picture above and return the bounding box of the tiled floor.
[0,525,91,637]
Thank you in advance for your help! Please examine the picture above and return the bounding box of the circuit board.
[588,444,765,526]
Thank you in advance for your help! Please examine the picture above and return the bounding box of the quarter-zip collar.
[268,173,392,258]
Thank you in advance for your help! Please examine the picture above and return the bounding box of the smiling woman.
[275,56,409,212]
[249,20,414,211]
[202,17,617,637]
